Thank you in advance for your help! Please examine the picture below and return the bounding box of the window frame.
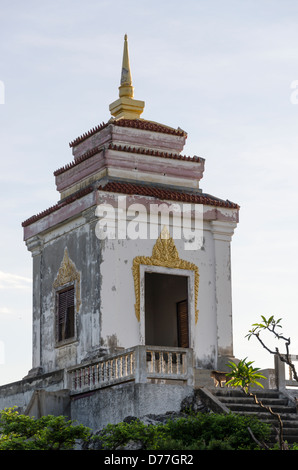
[55,283,77,346]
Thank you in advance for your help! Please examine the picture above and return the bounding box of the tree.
[226,358,287,450]
[246,315,298,383]
[226,358,266,393]
[226,312,298,451]
[0,407,91,450]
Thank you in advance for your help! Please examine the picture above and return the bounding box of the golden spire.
[120,34,133,95]
[109,34,145,120]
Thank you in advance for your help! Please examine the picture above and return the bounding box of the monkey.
[210,370,231,388]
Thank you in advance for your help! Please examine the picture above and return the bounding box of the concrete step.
[238,411,298,423]
[203,387,298,447]
[224,402,296,414]
[217,396,288,406]
[213,389,297,414]
[213,388,281,399]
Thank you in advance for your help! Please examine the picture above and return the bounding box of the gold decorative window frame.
[132,226,199,323]
[53,248,81,313]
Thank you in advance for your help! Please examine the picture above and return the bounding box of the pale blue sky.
[1,0,298,384]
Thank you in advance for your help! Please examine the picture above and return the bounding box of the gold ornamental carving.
[53,248,81,312]
[132,226,199,323]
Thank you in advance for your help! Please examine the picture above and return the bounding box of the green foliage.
[226,358,267,393]
[0,407,91,450]
[97,412,271,451]
[155,436,233,450]
[0,407,272,450]
[98,419,162,450]
[246,315,283,340]
[206,439,234,450]
[160,412,270,450]
[153,437,206,450]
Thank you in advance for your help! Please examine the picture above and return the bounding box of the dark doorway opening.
[145,272,189,347]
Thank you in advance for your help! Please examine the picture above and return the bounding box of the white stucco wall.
[25,190,237,375]
[98,197,237,368]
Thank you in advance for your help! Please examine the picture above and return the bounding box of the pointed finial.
[119,34,133,97]
[109,35,145,120]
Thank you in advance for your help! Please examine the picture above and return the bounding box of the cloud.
[0,272,32,290]
[0,307,12,315]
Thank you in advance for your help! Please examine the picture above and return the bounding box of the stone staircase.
[199,387,298,447]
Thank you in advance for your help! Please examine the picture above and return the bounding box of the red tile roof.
[69,122,108,148]
[22,186,94,227]
[54,143,202,177]
[54,146,102,176]
[22,180,239,228]
[98,181,239,209]
[107,144,202,162]
[112,118,187,137]
[69,119,187,147]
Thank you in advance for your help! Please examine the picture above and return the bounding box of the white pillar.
[210,221,237,368]
[25,236,44,375]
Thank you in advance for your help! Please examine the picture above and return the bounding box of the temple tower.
[10,36,240,425]
[22,35,239,378]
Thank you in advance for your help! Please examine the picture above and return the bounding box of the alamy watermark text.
[95,196,203,250]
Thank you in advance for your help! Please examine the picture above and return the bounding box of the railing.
[67,345,193,394]
[68,348,135,392]
[274,354,298,389]
[146,348,190,379]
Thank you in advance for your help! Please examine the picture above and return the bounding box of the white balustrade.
[69,349,135,392]
[68,346,193,393]
[146,348,188,378]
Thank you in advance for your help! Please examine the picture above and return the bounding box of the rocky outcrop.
[84,392,208,450]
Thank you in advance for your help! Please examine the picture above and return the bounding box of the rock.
[180,392,208,414]
[84,393,210,449]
